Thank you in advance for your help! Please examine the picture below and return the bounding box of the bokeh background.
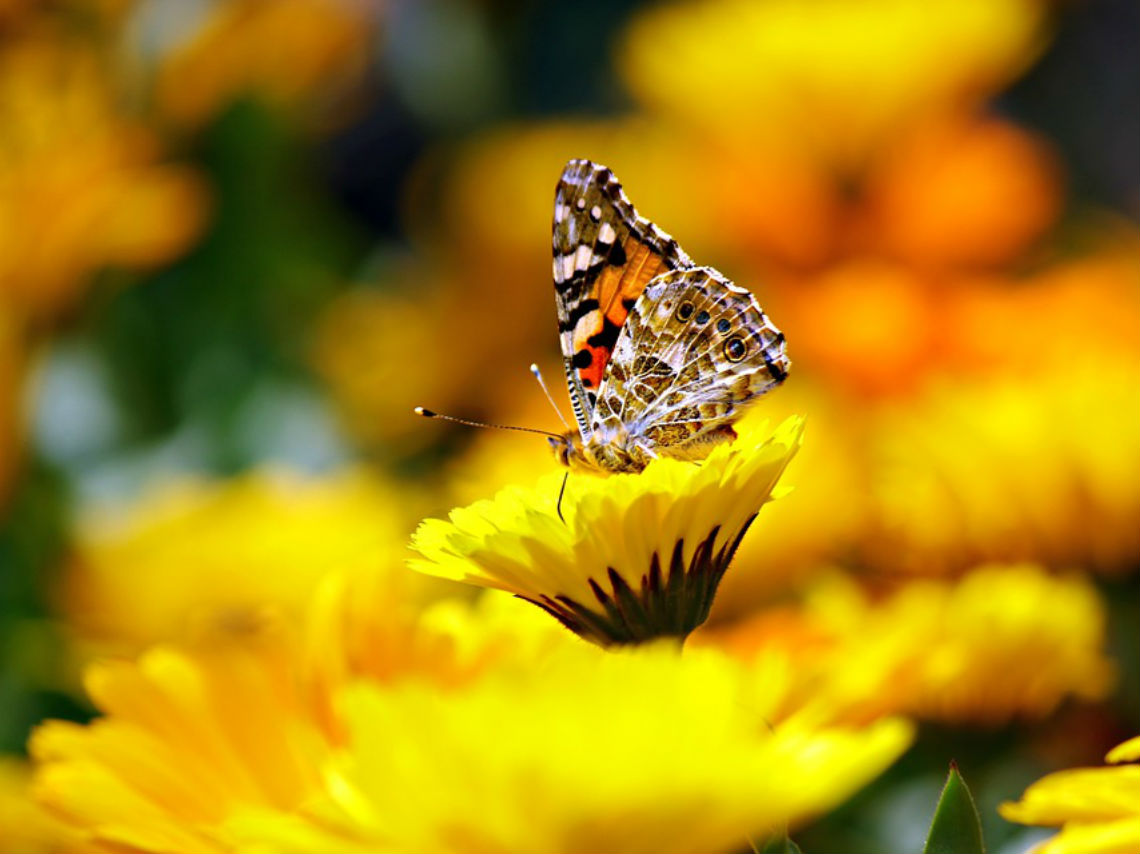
[1,0,1137,851]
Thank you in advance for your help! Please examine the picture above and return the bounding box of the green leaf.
[923,761,986,854]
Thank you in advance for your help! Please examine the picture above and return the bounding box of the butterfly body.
[550,160,789,475]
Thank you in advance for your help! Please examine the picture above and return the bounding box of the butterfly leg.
[556,471,569,523]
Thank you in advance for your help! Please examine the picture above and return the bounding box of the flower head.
[0,37,207,323]
[412,417,803,645]
[155,0,372,128]
[620,0,1045,168]
[999,736,1140,854]
[60,467,428,654]
[0,756,87,854]
[31,610,912,854]
[698,564,1114,726]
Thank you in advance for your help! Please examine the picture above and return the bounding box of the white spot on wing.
[575,244,594,269]
[598,221,617,244]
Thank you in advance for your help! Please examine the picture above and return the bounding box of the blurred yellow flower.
[156,0,372,128]
[620,0,1046,169]
[412,417,803,645]
[865,353,1140,575]
[31,639,328,854]
[1000,736,1140,854]
[313,279,555,456]
[301,577,564,739]
[32,625,912,854]
[0,756,88,854]
[59,467,426,654]
[0,37,208,323]
[710,384,866,619]
[265,643,911,854]
[698,564,1114,725]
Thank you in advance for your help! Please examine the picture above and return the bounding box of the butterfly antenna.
[530,363,571,431]
[413,407,562,439]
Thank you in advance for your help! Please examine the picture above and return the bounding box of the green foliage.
[0,457,92,753]
[754,830,803,853]
[924,763,986,854]
[90,99,365,470]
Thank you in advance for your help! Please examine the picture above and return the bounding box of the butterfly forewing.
[552,159,692,438]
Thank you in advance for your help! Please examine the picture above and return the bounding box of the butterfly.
[548,159,789,474]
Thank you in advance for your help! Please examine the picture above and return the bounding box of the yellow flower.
[32,615,912,854]
[864,351,1140,575]
[620,0,1046,169]
[697,564,1114,725]
[710,385,866,619]
[0,756,89,853]
[261,643,911,854]
[31,638,330,854]
[59,467,432,654]
[155,0,372,128]
[301,576,562,739]
[0,37,208,323]
[999,736,1140,854]
[411,416,803,646]
[312,280,555,457]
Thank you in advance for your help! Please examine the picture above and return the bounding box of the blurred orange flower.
[155,0,373,129]
[0,37,208,323]
[862,117,1062,270]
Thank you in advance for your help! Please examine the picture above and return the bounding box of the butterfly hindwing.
[592,267,788,456]
[552,159,692,437]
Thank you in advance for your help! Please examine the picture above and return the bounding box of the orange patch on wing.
[597,239,669,321]
[573,238,671,389]
[578,344,608,389]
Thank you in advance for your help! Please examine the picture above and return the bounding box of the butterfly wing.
[552,159,692,439]
[591,266,789,456]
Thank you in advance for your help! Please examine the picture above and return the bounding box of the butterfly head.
[548,430,583,469]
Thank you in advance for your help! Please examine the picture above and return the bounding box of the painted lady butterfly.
[548,159,789,474]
